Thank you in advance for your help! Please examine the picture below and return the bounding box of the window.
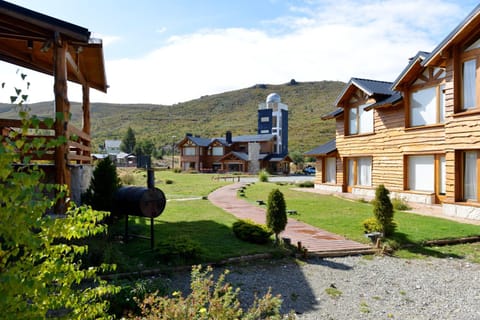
[407,154,446,196]
[408,155,434,192]
[212,147,223,156]
[347,157,372,187]
[348,104,373,135]
[260,116,269,122]
[463,59,477,110]
[410,85,445,126]
[464,151,478,201]
[183,147,195,156]
[325,157,336,183]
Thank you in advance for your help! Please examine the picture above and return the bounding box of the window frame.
[346,103,373,136]
[324,157,336,184]
[408,84,445,127]
[456,150,480,202]
[346,157,372,188]
[458,47,480,113]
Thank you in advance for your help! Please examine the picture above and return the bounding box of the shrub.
[173,168,182,173]
[267,188,287,243]
[135,265,294,319]
[155,235,203,265]
[362,217,383,234]
[165,179,174,184]
[0,109,116,319]
[297,181,314,188]
[121,172,135,185]
[232,219,273,244]
[372,184,396,236]
[82,157,122,216]
[259,169,269,182]
[392,197,411,211]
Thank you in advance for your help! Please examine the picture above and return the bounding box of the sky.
[1,0,479,105]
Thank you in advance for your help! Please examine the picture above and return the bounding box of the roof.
[188,136,212,147]
[391,51,430,90]
[365,92,403,110]
[0,1,107,92]
[232,134,274,143]
[305,139,337,156]
[423,4,480,67]
[335,78,396,106]
[321,108,343,120]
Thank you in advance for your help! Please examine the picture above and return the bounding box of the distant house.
[308,4,480,220]
[178,93,292,174]
[92,140,136,167]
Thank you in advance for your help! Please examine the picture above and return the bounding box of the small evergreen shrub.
[165,179,174,184]
[173,168,182,173]
[267,188,287,243]
[259,169,269,182]
[373,184,396,236]
[232,219,273,244]
[362,217,383,234]
[155,236,203,264]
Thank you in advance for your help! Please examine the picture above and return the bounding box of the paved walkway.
[208,183,373,256]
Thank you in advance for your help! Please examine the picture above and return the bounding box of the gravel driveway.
[165,255,480,319]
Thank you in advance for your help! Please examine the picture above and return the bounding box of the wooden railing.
[0,119,92,164]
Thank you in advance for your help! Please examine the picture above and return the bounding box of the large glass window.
[325,157,336,183]
[212,146,223,156]
[183,147,196,156]
[408,155,435,192]
[348,104,373,135]
[464,151,478,201]
[347,157,372,187]
[463,59,477,110]
[410,86,445,126]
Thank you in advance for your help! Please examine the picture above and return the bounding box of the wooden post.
[54,36,71,213]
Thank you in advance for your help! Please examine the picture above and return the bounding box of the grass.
[242,182,480,259]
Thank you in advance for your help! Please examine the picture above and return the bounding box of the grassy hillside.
[0,80,344,153]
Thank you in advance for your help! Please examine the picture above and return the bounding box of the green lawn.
[242,182,480,261]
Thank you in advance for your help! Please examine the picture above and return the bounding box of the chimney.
[226,131,232,144]
[186,133,192,137]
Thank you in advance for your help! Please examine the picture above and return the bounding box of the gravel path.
[164,255,480,319]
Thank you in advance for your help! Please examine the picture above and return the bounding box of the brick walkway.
[208,183,373,256]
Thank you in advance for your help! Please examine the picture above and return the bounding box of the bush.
[297,181,314,188]
[121,172,135,185]
[392,197,411,211]
[372,184,396,236]
[135,265,294,320]
[82,157,122,217]
[155,236,203,265]
[232,219,273,244]
[173,168,182,173]
[267,189,287,243]
[165,179,174,184]
[362,217,383,234]
[259,169,269,182]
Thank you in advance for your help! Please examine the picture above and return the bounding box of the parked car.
[303,166,316,175]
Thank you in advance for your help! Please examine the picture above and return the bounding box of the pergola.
[0,1,107,211]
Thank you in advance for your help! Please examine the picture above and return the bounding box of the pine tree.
[266,188,287,243]
[121,127,136,153]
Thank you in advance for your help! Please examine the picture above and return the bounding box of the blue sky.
[2,0,479,105]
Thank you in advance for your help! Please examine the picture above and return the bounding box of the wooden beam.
[66,50,87,86]
[53,36,71,213]
[82,84,91,137]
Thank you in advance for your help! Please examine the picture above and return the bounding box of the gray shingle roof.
[321,108,344,120]
[232,134,274,143]
[188,136,212,147]
[305,139,336,156]
[391,51,430,90]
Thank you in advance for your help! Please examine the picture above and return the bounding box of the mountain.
[0,80,345,153]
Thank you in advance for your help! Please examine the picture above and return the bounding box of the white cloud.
[1,0,472,105]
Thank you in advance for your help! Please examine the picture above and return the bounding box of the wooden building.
[309,4,480,220]
[178,132,291,174]
[0,2,107,210]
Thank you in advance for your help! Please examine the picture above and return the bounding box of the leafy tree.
[373,184,396,236]
[0,111,117,319]
[289,150,305,166]
[121,126,136,153]
[266,188,287,243]
[134,139,155,156]
[83,157,121,215]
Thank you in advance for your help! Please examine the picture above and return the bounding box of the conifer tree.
[373,184,396,236]
[266,188,287,243]
[121,126,136,153]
